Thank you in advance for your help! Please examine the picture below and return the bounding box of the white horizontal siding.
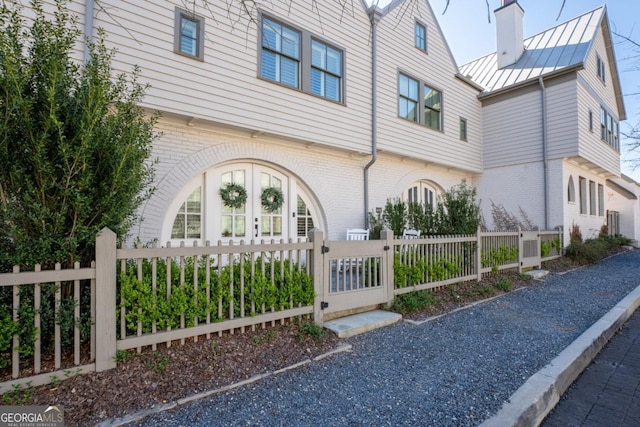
[545,78,579,159]
[374,1,483,173]
[579,26,620,119]
[93,0,373,153]
[482,88,543,169]
[576,82,620,175]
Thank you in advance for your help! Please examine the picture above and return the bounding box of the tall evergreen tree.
[0,0,157,269]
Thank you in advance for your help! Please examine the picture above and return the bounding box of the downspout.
[538,76,549,230]
[364,8,382,227]
[83,0,95,63]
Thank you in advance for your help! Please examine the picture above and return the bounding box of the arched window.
[405,181,438,208]
[567,176,576,203]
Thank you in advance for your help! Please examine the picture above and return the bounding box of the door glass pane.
[171,214,185,239]
[187,215,200,239]
[273,217,282,236]
[262,216,271,235]
[235,216,245,237]
[221,215,232,237]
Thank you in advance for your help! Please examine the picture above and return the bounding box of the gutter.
[478,64,583,101]
[84,0,94,63]
[539,76,549,230]
[364,8,382,227]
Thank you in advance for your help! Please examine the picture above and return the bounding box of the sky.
[370,0,640,180]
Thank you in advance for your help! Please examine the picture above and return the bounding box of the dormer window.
[596,55,606,83]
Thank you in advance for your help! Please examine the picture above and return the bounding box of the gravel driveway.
[131,250,640,427]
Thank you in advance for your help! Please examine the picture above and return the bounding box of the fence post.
[95,227,117,372]
[380,229,395,307]
[476,226,482,282]
[309,228,324,326]
[517,226,523,273]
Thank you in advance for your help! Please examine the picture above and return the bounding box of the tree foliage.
[369,180,481,237]
[0,0,157,269]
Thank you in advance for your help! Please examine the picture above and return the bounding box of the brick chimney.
[495,0,524,69]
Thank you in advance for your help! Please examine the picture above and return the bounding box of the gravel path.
[132,250,640,427]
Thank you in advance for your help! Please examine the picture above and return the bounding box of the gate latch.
[321,301,329,310]
[321,245,330,254]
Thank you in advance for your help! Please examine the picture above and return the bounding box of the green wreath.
[219,183,247,209]
[261,186,284,213]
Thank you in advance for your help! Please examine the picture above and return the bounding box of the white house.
[462,1,627,243]
[45,0,630,245]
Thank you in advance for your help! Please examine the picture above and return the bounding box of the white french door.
[208,163,289,242]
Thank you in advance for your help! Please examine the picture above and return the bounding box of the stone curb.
[480,283,640,427]
[95,344,353,427]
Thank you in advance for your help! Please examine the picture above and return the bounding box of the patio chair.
[340,228,369,272]
[402,229,421,239]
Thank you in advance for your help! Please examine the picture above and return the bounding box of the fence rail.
[0,226,562,393]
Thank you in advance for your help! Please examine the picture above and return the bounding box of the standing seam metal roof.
[459,6,604,93]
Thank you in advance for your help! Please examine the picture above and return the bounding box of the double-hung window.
[260,15,344,103]
[261,18,300,88]
[415,21,426,51]
[399,74,419,122]
[311,40,342,102]
[596,55,606,83]
[600,107,620,151]
[174,8,205,60]
[398,73,442,130]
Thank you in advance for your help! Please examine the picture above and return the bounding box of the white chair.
[346,228,370,241]
[402,229,421,239]
[340,229,369,272]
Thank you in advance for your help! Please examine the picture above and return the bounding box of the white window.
[598,184,605,216]
[174,8,205,60]
[579,177,587,215]
[589,180,596,216]
[163,163,320,245]
[415,21,426,51]
[406,181,437,208]
[171,187,202,239]
[567,176,576,203]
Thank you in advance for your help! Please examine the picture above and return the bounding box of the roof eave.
[455,73,484,92]
[477,63,584,101]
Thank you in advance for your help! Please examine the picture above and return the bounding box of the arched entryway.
[162,162,322,245]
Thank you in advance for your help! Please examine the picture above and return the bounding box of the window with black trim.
[260,14,344,103]
[415,21,426,51]
[174,8,205,61]
[596,55,606,83]
[600,107,619,151]
[261,17,300,88]
[398,72,442,130]
[459,118,467,141]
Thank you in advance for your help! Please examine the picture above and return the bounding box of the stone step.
[323,310,402,338]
